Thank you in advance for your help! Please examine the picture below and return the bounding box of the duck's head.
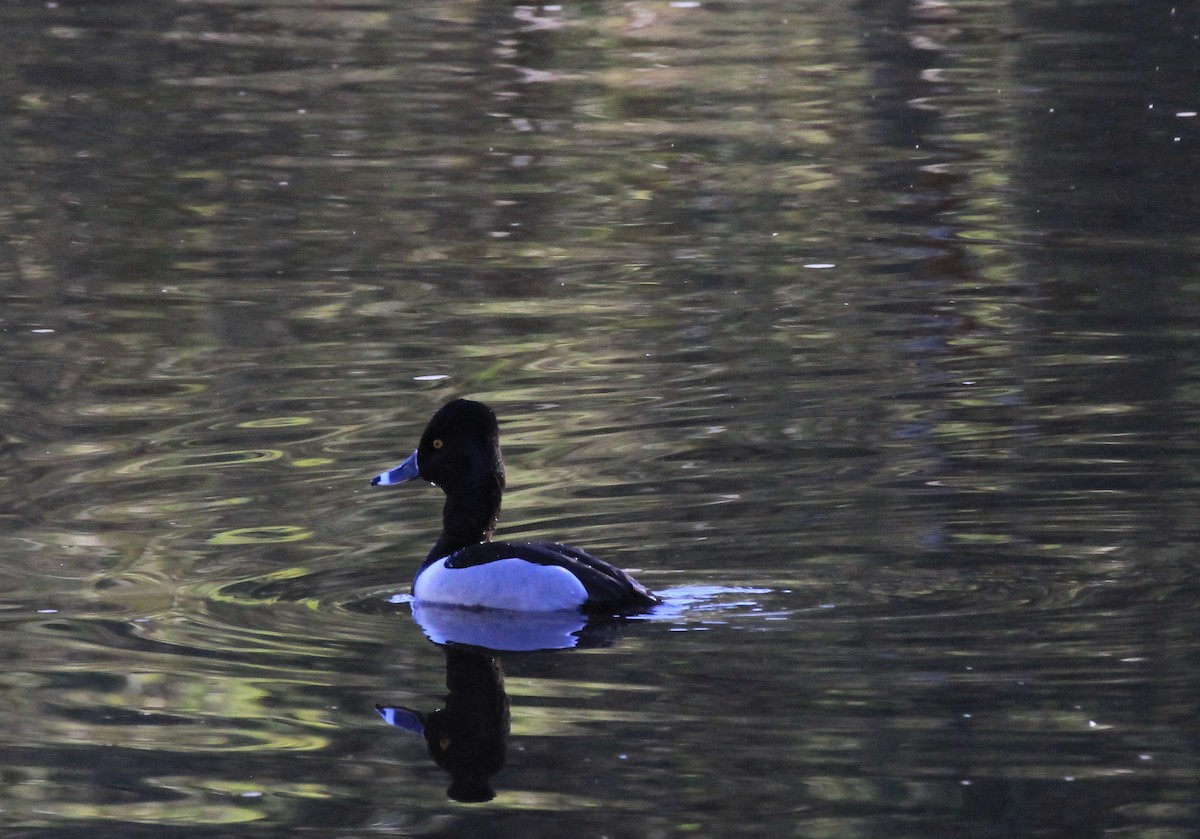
[371,398,506,497]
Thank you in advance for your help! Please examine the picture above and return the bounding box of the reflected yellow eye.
[432,439,443,449]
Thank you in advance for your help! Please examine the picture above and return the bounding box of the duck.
[370,399,661,614]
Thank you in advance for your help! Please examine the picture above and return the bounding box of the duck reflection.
[377,647,509,803]
[376,602,634,802]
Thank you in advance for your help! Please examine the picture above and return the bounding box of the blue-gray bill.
[371,449,420,486]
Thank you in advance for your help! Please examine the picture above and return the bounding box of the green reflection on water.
[209,526,312,545]
[42,800,264,827]
[236,417,315,429]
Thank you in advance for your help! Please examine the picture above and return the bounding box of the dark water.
[2,0,1199,836]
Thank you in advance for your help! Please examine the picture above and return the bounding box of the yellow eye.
[432,439,443,449]
[439,737,451,750]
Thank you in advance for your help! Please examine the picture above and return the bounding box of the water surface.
[1,1,1199,836]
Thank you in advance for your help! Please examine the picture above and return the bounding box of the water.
[2,0,1199,836]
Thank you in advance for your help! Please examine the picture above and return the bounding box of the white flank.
[413,557,587,611]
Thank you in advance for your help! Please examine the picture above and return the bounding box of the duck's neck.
[428,483,502,560]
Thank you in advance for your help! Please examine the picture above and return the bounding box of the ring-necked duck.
[371,399,661,614]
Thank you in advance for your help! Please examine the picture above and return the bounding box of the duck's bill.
[370,450,420,486]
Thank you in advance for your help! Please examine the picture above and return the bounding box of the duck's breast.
[413,555,588,611]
